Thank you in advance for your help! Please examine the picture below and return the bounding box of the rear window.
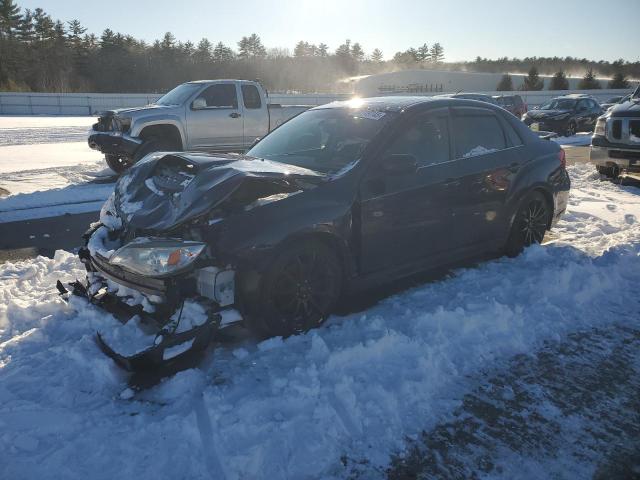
[452,109,506,158]
[242,84,262,109]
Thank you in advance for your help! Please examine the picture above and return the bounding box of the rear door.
[447,106,524,249]
[240,83,269,148]
[359,108,456,273]
[186,82,244,151]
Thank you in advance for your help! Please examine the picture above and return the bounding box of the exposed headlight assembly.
[110,238,206,277]
[594,117,607,136]
[112,116,132,133]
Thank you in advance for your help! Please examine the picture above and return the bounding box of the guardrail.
[0,92,350,115]
[0,89,633,115]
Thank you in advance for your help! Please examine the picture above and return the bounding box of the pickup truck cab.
[591,84,640,178]
[88,80,310,173]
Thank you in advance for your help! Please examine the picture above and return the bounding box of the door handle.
[229,112,241,118]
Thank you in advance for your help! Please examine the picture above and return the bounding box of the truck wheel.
[133,138,176,164]
[241,241,343,338]
[505,191,551,257]
[105,154,133,174]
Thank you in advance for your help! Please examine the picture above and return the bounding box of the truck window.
[197,84,238,109]
[242,85,262,109]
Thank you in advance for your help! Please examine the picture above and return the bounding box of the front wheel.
[505,191,551,257]
[241,241,343,338]
[564,121,577,137]
[105,154,133,174]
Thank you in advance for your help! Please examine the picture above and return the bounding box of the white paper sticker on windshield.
[354,110,386,121]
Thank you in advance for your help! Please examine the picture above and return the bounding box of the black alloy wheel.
[564,120,577,137]
[244,241,343,338]
[505,191,551,257]
[105,154,134,174]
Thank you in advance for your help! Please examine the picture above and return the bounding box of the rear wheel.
[105,154,133,174]
[241,241,343,338]
[505,191,551,257]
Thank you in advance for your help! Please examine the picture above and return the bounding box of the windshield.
[156,83,201,106]
[540,99,577,110]
[247,108,394,174]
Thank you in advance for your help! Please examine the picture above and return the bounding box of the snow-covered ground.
[0,162,639,479]
[552,132,592,147]
[0,116,113,219]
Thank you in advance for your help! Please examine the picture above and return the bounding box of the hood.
[527,109,571,119]
[114,153,321,232]
[609,98,640,118]
[102,104,175,118]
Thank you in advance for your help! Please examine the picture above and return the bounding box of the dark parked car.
[522,94,603,136]
[493,94,528,117]
[62,97,570,370]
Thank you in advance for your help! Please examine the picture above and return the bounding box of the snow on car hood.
[609,98,640,118]
[114,153,321,232]
[103,104,174,117]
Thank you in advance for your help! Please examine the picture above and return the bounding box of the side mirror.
[382,154,418,174]
[191,97,207,110]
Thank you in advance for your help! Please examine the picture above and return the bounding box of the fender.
[130,114,187,148]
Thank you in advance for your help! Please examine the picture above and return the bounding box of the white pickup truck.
[88,80,311,173]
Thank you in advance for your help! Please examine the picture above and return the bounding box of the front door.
[359,108,456,273]
[186,83,244,151]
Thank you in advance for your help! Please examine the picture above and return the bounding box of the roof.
[314,96,446,112]
[555,93,595,99]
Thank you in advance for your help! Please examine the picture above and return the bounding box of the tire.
[132,137,176,164]
[564,121,577,137]
[105,154,133,174]
[241,240,343,338]
[505,191,551,257]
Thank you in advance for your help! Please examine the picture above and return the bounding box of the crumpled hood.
[527,109,571,119]
[114,153,321,232]
[102,104,174,118]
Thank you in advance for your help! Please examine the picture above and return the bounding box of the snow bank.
[0,163,639,479]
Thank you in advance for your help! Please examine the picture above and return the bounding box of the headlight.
[110,238,206,277]
[113,116,132,133]
[594,117,606,136]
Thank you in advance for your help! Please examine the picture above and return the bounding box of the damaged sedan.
[60,96,570,370]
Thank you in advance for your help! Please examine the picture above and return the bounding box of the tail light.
[558,148,566,169]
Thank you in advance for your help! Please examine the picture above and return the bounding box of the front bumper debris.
[88,130,142,157]
[57,278,220,371]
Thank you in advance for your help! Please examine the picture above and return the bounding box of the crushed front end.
[60,197,238,372]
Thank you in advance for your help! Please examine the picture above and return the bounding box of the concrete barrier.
[0,89,633,115]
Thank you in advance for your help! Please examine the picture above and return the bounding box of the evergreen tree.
[522,66,544,90]
[212,41,234,62]
[371,48,383,62]
[430,43,444,63]
[0,0,22,38]
[351,42,364,61]
[417,43,429,62]
[317,43,328,57]
[496,73,513,91]
[549,70,569,90]
[578,68,601,89]
[194,38,212,64]
[608,72,630,89]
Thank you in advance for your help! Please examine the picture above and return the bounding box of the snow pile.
[0,163,639,479]
[552,132,592,146]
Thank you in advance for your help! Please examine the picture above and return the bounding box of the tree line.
[0,0,637,94]
[495,67,633,92]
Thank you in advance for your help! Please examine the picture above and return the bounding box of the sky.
[16,0,640,62]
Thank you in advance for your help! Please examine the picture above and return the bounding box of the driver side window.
[384,111,450,167]
[196,84,238,109]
